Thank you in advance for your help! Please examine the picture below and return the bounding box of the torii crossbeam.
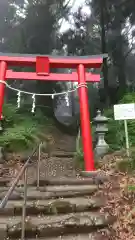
[0,53,106,172]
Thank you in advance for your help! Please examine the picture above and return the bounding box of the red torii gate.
[0,53,104,172]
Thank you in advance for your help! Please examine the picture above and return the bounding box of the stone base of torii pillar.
[80,170,108,184]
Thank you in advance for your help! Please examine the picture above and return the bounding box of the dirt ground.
[95,152,135,240]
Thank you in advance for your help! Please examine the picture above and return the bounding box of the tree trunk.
[100,0,109,106]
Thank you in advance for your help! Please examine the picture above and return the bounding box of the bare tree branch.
[124,46,135,59]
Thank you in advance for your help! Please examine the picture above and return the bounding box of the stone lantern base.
[94,143,109,158]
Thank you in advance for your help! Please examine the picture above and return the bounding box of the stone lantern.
[94,110,109,157]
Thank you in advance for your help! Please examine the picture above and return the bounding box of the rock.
[48,200,76,214]
[8,219,36,239]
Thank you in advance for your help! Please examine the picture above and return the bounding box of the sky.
[60,0,135,50]
[60,0,90,33]
[17,0,90,33]
[70,0,86,10]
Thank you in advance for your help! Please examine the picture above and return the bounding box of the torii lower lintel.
[6,70,100,82]
[0,53,106,172]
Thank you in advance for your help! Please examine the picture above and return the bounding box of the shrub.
[105,92,135,151]
[0,103,52,152]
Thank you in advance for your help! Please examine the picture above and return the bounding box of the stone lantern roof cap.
[94,110,109,122]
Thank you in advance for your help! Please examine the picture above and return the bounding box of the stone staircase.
[0,132,113,239]
[0,175,112,240]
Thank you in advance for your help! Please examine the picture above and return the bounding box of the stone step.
[54,149,75,153]
[4,185,98,193]
[6,174,106,188]
[39,157,76,178]
[32,177,99,186]
[52,151,75,158]
[0,184,98,192]
[0,185,98,200]
[3,212,112,238]
[25,232,110,240]
[0,197,104,216]
[0,177,11,186]
[53,147,76,152]
[6,175,105,188]
[38,185,98,193]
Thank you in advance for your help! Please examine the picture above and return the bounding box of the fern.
[0,103,52,152]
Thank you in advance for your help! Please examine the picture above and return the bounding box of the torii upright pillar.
[0,53,104,172]
[77,64,95,171]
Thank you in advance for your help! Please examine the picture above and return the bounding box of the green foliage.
[116,155,135,173]
[119,92,135,104]
[0,103,52,152]
[105,92,135,151]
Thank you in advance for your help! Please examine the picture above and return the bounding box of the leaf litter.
[94,151,135,240]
